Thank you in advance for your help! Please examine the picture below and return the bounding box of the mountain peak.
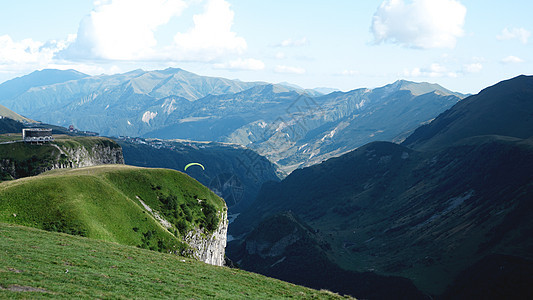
[123,69,146,76]
[384,79,461,97]
[159,67,190,75]
[0,69,89,101]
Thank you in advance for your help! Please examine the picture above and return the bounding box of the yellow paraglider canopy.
[184,162,205,171]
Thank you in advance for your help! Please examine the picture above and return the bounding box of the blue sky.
[0,0,531,93]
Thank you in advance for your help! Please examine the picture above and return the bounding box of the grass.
[0,135,122,180]
[0,134,21,143]
[0,223,350,299]
[0,165,224,254]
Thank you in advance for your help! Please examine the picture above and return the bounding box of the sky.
[0,0,531,94]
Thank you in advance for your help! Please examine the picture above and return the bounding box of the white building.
[22,128,53,143]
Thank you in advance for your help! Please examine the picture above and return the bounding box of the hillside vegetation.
[0,223,349,299]
[0,165,225,255]
[0,135,123,180]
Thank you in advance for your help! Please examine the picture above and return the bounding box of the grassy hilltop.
[0,165,224,254]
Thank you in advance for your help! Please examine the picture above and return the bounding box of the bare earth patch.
[0,284,48,293]
[7,267,23,273]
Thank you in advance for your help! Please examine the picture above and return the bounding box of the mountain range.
[0,68,465,174]
[228,75,533,298]
[2,68,530,298]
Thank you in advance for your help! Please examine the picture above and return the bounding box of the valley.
[228,75,533,298]
[1,1,531,298]
[0,70,532,299]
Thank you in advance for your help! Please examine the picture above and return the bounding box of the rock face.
[51,141,124,169]
[0,137,124,180]
[185,210,228,266]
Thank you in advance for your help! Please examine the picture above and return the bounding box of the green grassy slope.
[0,223,349,299]
[0,165,225,254]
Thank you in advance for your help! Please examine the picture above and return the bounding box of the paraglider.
[184,162,205,171]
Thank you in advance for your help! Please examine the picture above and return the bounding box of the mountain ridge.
[0,68,464,176]
[0,69,88,101]
[228,75,533,297]
[403,74,533,150]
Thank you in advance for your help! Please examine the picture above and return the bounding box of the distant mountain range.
[228,75,533,298]
[0,69,88,101]
[0,68,465,174]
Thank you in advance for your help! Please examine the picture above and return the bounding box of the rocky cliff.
[51,139,124,169]
[185,210,228,266]
[139,193,228,267]
[0,136,124,180]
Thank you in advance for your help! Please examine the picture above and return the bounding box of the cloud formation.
[172,0,247,61]
[501,55,524,64]
[59,0,246,62]
[463,63,483,73]
[276,37,309,47]
[372,0,466,49]
[403,63,458,78]
[497,27,530,44]
[61,0,187,60]
[336,70,359,76]
[0,35,57,64]
[0,35,71,74]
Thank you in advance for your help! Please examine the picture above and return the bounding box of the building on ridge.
[22,128,53,144]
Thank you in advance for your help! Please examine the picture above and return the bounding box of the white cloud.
[497,27,530,44]
[0,0,251,81]
[372,0,466,49]
[0,35,67,65]
[277,37,309,47]
[403,63,457,78]
[214,58,265,71]
[501,55,524,64]
[60,0,187,60]
[58,0,248,63]
[463,63,483,73]
[275,65,306,75]
[337,70,359,76]
[172,0,247,61]
[275,52,286,59]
